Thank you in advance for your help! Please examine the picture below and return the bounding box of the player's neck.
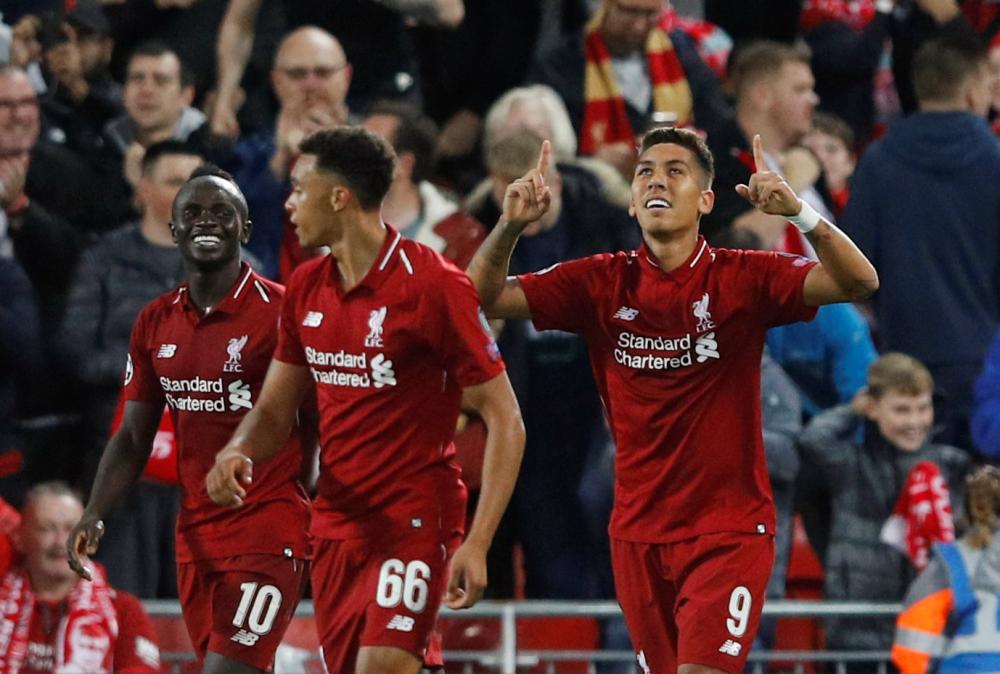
[186,259,244,313]
[329,212,388,292]
[642,227,700,272]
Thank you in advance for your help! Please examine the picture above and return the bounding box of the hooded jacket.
[841,112,1000,369]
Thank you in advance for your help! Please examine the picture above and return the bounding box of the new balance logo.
[371,353,397,388]
[157,344,177,359]
[695,332,720,363]
[718,640,742,656]
[613,307,639,321]
[231,630,260,646]
[386,615,415,632]
[302,311,324,327]
[228,380,252,411]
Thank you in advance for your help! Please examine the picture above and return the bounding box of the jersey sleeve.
[274,271,307,366]
[745,250,819,328]
[111,591,161,674]
[433,269,506,388]
[517,254,607,335]
[123,307,165,406]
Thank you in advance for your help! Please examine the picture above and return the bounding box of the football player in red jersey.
[67,166,313,674]
[206,127,524,674]
[467,128,878,674]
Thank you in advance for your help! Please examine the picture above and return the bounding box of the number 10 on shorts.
[376,559,431,613]
[232,582,283,635]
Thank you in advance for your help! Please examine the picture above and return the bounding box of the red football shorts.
[611,532,774,674]
[311,531,461,673]
[177,553,309,671]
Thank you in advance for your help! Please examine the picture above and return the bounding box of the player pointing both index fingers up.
[467,127,877,674]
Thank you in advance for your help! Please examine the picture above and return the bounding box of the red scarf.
[880,461,955,570]
[581,8,693,155]
[0,565,118,674]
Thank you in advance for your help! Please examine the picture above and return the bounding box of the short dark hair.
[913,34,988,105]
[179,163,250,222]
[299,127,396,210]
[731,40,812,101]
[639,127,715,188]
[127,40,193,87]
[365,100,439,184]
[141,139,203,176]
[811,111,855,152]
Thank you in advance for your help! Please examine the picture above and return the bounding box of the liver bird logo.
[692,293,716,332]
[224,335,248,372]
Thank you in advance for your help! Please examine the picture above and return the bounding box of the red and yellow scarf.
[581,8,694,155]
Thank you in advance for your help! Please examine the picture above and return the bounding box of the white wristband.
[788,199,821,234]
[875,0,893,14]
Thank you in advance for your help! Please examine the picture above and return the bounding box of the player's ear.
[699,189,715,215]
[330,185,350,212]
[241,219,253,245]
[169,221,179,245]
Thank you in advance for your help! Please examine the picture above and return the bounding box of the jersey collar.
[639,235,713,285]
[327,224,404,295]
[175,262,270,317]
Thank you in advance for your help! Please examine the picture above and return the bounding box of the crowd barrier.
[142,599,903,673]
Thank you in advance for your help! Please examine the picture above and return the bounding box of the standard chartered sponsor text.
[614,331,709,370]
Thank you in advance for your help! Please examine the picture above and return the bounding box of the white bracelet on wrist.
[788,199,821,234]
[875,0,894,14]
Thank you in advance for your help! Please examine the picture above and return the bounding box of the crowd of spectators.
[1,0,999,668]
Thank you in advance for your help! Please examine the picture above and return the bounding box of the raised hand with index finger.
[501,139,553,230]
[735,135,803,218]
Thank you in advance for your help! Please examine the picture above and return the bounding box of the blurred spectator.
[210,0,466,139]
[891,465,1000,674]
[466,131,638,600]
[37,0,123,164]
[480,84,632,210]
[0,253,40,505]
[972,328,1000,458]
[0,482,160,673]
[55,143,199,591]
[841,34,999,448]
[0,65,83,330]
[701,40,832,249]
[105,41,209,191]
[361,100,486,268]
[760,353,803,618]
[798,0,896,143]
[802,111,857,218]
[225,26,349,280]
[799,353,971,666]
[531,0,730,177]
[890,0,980,114]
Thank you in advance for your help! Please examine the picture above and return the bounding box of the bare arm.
[373,0,465,26]
[211,0,262,138]
[736,135,879,306]
[67,400,162,580]
[445,372,525,608]
[466,140,552,320]
[205,359,312,506]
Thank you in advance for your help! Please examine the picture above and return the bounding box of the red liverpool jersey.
[275,227,505,540]
[125,264,311,562]
[519,238,817,543]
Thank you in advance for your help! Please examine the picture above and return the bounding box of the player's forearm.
[467,218,522,311]
[226,403,296,464]
[83,433,152,520]
[805,219,879,300]
[463,406,525,549]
